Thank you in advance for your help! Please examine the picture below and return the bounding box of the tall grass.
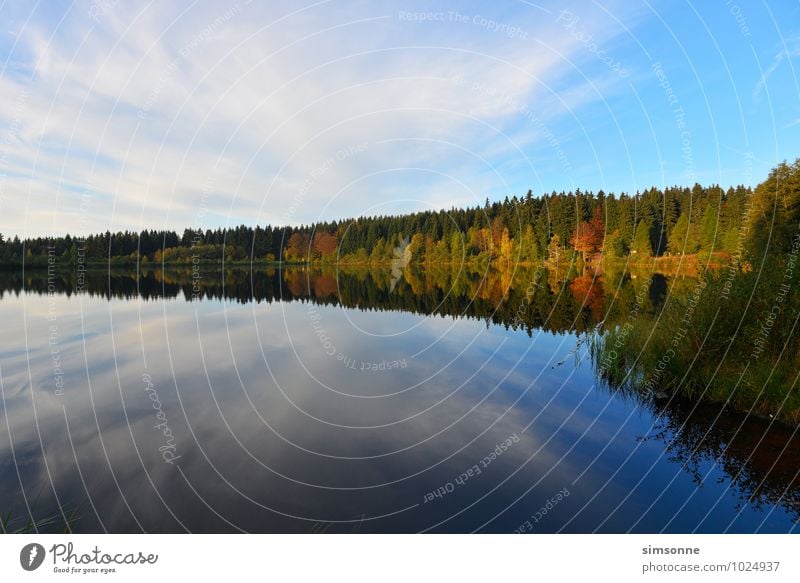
[592,259,800,424]
[0,507,80,534]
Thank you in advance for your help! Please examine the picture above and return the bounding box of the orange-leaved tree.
[571,206,605,261]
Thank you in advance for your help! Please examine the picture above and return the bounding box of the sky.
[0,0,798,237]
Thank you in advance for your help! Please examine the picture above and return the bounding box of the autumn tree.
[570,272,605,322]
[571,206,605,261]
[405,233,425,264]
[312,231,338,260]
[284,231,310,261]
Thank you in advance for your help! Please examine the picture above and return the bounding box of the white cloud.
[0,0,638,236]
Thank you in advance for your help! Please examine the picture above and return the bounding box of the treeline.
[0,180,757,268]
[0,226,285,267]
[320,182,752,266]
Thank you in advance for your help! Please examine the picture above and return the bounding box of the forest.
[0,173,762,269]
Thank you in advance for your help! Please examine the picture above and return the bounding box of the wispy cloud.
[752,39,800,101]
[0,0,649,236]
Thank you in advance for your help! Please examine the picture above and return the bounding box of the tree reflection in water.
[2,263,798,523]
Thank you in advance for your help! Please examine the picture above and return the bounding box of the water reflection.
[0,265,797,533]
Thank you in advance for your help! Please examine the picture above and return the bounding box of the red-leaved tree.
[571,206,605,261]
[312,232,338,259]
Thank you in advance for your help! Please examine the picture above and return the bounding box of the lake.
[0,265,798,533]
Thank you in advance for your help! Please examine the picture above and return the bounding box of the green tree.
[668,212,698,255]
[747,159,800,261]
[603,229,626,258]
[631,219,653,257]
[699,204,718,253]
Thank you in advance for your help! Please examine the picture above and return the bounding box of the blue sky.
[0,0,798,237]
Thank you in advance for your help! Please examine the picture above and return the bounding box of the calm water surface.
[0,266,798,532]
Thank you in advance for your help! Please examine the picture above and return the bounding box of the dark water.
[0,265,798,533]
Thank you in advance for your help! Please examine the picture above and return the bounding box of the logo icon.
[20,543,46,571]
[390,235,410,293]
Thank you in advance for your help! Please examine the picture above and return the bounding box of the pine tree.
[747,159,800,261]
[668,212,699,255]
[632,219,653,257]
[699,204,718,253]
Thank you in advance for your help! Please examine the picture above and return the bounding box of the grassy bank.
[593,259,800,425]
